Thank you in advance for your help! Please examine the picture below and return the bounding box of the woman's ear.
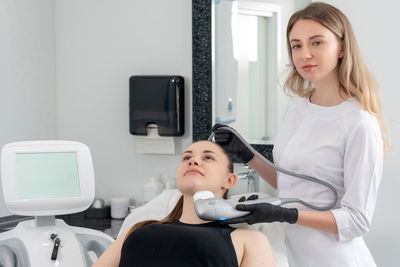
[222,173,237,190]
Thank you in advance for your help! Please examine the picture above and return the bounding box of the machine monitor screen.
[16,152,81,199]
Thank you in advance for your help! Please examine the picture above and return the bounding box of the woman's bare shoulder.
[231,228,275,267]
[232,228,269,242]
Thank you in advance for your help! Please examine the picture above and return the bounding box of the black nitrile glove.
[212,124,254,163]
[220,203,298,225]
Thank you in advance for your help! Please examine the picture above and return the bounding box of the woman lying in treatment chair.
[93,141,275,267]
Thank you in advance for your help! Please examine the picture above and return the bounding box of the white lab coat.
[273,97,382,267]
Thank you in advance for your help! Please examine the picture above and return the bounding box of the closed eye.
[203,155,215,161]
[182,155,191,161]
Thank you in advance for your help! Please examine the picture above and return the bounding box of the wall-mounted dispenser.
[129,75,184,136]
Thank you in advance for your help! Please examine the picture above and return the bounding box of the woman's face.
[289,19,343,84]
[176,141,236,197]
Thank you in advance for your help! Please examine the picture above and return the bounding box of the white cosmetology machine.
[0,141,113,267]
[193,126,339,221]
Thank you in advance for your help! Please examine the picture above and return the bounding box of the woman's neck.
[179,194,211,224]
[311,72,349,106]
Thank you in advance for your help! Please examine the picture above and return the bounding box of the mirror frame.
[192,0,273,162]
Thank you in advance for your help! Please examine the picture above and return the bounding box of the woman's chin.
[178,184,201,194]
[178,184,213,196]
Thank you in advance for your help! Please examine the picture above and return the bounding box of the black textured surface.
[192,0,212,141]
[191,0,273,162]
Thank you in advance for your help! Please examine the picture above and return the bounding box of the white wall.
[318,1,400,266]
[0,0,56,216]
[1,0,398,265]
[54,0,193,205]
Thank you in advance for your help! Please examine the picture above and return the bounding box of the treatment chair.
[0,141,114,267]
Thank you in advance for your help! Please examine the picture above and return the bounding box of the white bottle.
[143,175,164,203]
[165,176,176,190]
[110,197,130,219]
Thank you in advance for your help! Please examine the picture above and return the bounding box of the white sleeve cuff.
[331,208,369,242]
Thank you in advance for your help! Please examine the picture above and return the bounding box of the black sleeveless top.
[118,221,239,267]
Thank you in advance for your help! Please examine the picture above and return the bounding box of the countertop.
[0,214,123,239]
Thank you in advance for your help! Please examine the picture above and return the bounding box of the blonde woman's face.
[289,19,343,84]
[176,141,236,197]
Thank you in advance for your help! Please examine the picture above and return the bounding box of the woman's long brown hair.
[124,141,234,239]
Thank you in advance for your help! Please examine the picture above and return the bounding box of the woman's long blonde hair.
[284,2,390,152]
[124,142,234,239]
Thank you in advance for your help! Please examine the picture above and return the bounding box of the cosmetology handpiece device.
[194,191,282,221]
[194,126,339,222]
[0,141,113,267]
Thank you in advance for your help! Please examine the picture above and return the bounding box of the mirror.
[213,0,281,145]
[192,0,310,161]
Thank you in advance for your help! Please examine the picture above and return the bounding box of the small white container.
[143,176,164,203]
[165,176,176,190]
[110,197,130,219]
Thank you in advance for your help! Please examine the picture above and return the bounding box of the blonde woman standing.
[213,2,390,266]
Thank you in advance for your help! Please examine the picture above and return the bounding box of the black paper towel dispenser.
[129,75,184,136]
